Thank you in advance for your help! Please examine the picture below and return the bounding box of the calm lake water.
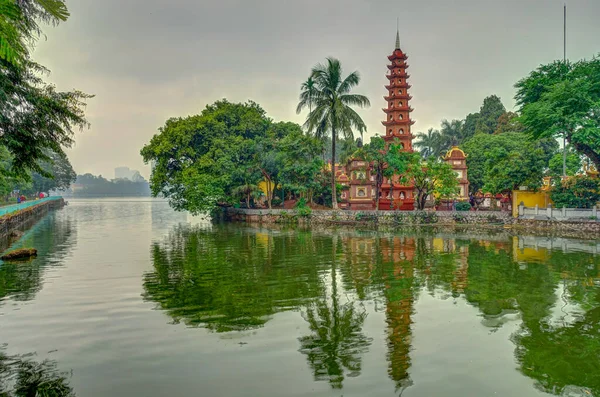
[0,198,598,396]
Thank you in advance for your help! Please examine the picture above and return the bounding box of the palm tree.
[298,77,316,113]
[439,119,464,153]
[231,183,262,208]
[296,58,370,209]
[414,128,442,158]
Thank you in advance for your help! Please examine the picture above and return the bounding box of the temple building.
[337,31,468,210]
[444,146,469,201]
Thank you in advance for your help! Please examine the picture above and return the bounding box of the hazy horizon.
[33,0,600,179]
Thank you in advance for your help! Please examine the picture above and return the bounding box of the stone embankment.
[225,208,600,239]
[0,198,66,238]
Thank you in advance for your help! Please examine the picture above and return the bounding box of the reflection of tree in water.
[143,225,324,332]
[513,250,600,396]
[0,214,74,303]
[464,240,600,395]
[0,348,75,396]
[298,235,371,389]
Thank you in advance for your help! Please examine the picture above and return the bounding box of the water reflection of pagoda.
[380,236,416,391]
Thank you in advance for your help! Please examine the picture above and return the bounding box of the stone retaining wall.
[225,208,600,239]
[226,208,514,226]
[0,198,65,238]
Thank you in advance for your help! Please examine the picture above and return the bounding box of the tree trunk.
[331,128,338,209]
[246,192,250,209]
[569,137,600,171]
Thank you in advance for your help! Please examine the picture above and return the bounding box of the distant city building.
[115,166,133,180]
[114,166,145,182]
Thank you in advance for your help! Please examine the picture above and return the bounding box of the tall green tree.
[439,119,464,153]
[395,151,458,210]
[515,57,600,170]
[548,146,581,177]
[141,100,271,214]
[0,0,89,177]
[475,95,506,134]
[278,129,324,203]
[462,132,557,193]
[26,150,76,194]
[296,58,370,209]
[461,112,479,142]
[413,128,441,158]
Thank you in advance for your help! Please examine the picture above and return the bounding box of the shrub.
[452,213,467,223]
[455,202,472,211]
[550,176,600,209]
[297,207,312,217]
[295,197,311,218]
[271,198,283,207]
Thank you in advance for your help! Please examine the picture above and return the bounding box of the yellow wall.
[512,190,551,217]
[258,180,281,197]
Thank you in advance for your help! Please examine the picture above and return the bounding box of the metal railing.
[0,197,63,217]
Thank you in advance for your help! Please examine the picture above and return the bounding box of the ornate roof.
[443,146,467,160]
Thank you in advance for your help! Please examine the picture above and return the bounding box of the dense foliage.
[462,132,556,193]
[0,0,90,178]
[0,0,85,197]
[141,100,329,213]
[515,56,600,170]
[549,176,600,209]
[394,150,459,210]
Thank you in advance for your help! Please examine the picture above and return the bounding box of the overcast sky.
[33,0,600,179]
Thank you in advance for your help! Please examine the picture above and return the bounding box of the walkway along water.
[0,197,65,239]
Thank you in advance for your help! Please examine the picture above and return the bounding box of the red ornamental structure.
[379,30,415,210]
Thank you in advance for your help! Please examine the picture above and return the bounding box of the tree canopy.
[462,132,556,193]
[515,56,600,169]
[0,0,90,180]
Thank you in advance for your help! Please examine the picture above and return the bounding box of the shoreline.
[224,208,600,241]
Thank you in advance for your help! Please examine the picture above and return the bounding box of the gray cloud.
[32,0,600,179]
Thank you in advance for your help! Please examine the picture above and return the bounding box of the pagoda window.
[389,129,392,134]
[389,115,393,120]
[398,101,403,107]
[400,192,406,199]
[399,114,403,120]
[399,128,404,134]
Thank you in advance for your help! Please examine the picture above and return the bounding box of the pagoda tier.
[386,73,410,79]
[384,94,412,101]
[382,119,416,127]
[382,134,415,142]
[382,106,413,113]
[385,83,412,90]
[387,62,409,69]
[387,52,407,61]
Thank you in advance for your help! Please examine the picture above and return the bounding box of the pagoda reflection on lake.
[143,223,600,395]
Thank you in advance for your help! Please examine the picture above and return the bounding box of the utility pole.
[562,3,567,178]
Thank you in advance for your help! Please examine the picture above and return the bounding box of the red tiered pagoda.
[379,31,415,210]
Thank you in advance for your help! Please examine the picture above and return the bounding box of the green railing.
[0,197,63,217]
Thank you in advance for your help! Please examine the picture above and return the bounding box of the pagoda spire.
[395,28,400,50]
